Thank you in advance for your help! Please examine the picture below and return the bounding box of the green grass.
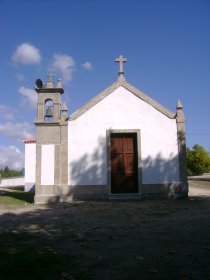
[0,189,34,206]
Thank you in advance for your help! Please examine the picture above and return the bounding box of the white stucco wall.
[41,144,54,185]
[68,86,180,185]
[25,143,36,183]
[24,143,36,191]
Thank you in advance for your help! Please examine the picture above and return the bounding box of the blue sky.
[0,0,209,169]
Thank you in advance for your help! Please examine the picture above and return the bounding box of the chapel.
[24,56,188,204]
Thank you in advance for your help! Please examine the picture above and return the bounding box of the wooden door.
[111,133,138,193]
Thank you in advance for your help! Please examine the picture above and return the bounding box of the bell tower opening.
[44,99,54,122]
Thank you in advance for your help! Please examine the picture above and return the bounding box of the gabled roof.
[70,79,176,120]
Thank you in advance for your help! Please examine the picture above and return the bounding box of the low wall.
[0,176,25,188]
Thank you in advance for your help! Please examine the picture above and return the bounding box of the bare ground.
[0,184,210,280]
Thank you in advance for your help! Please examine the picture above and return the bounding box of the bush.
[187,145,210,175]
[0,166,22,178]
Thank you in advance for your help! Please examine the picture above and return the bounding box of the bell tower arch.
[44,99,54,122]
[34,74,68,204]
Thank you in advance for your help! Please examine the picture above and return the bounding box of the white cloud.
[18,86,38,109]
[82,61,93,70]
[12,43,41,65]
[0,105,14,121]
[16,73,25,81]
[0,122,33,141]
[0,145,24,170]
[51,53,75,83]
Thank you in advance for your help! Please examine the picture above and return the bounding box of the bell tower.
[34,74,68,204]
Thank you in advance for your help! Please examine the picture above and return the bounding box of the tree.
[0,166,22,178]
[187,145,210,175]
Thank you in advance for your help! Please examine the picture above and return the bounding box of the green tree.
[187,145,210,175]
[0,166,22,178]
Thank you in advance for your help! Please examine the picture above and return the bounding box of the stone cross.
[115,55,127,80]
[47,73,55,81]
[47,73,55,88]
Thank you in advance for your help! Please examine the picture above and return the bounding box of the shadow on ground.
[0,197,210,280]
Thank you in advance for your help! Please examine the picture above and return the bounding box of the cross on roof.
[47,73,55,81]
[115,55,127,80]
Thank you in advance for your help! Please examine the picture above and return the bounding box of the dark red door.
[111,133,138,193]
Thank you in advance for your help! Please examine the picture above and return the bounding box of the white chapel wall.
[24,143,36,191]
[41,144,55,185]
[68,86,180,186]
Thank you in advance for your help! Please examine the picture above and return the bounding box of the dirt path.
[188,183,210,196]
[0,186,210,280]
[188,178,210,197]
[189,186,210,196]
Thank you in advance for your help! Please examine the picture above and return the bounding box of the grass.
[0,189,34,206]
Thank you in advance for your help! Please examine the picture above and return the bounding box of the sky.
[0,0,209,170]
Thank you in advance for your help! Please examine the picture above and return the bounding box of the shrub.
[187,145,210,175]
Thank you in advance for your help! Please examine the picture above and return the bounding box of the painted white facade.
[41,144,55,185]
[25,64,188,201]
[68,86,179,186]
[24,142,36,191]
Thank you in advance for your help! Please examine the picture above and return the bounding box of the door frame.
[106,129,142,195]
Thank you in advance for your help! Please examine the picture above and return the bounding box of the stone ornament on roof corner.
[176,99,185,123]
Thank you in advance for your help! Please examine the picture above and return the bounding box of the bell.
[45,106,53,117]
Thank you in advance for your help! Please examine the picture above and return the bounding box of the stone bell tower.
[34,74,68,204]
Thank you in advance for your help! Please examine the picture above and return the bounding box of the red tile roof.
[23,138,36,143]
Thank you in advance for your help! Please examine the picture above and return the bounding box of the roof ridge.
[121,80,175,118]
[70,80,175,120]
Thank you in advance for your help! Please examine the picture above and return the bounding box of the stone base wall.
[34,183,188,204]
